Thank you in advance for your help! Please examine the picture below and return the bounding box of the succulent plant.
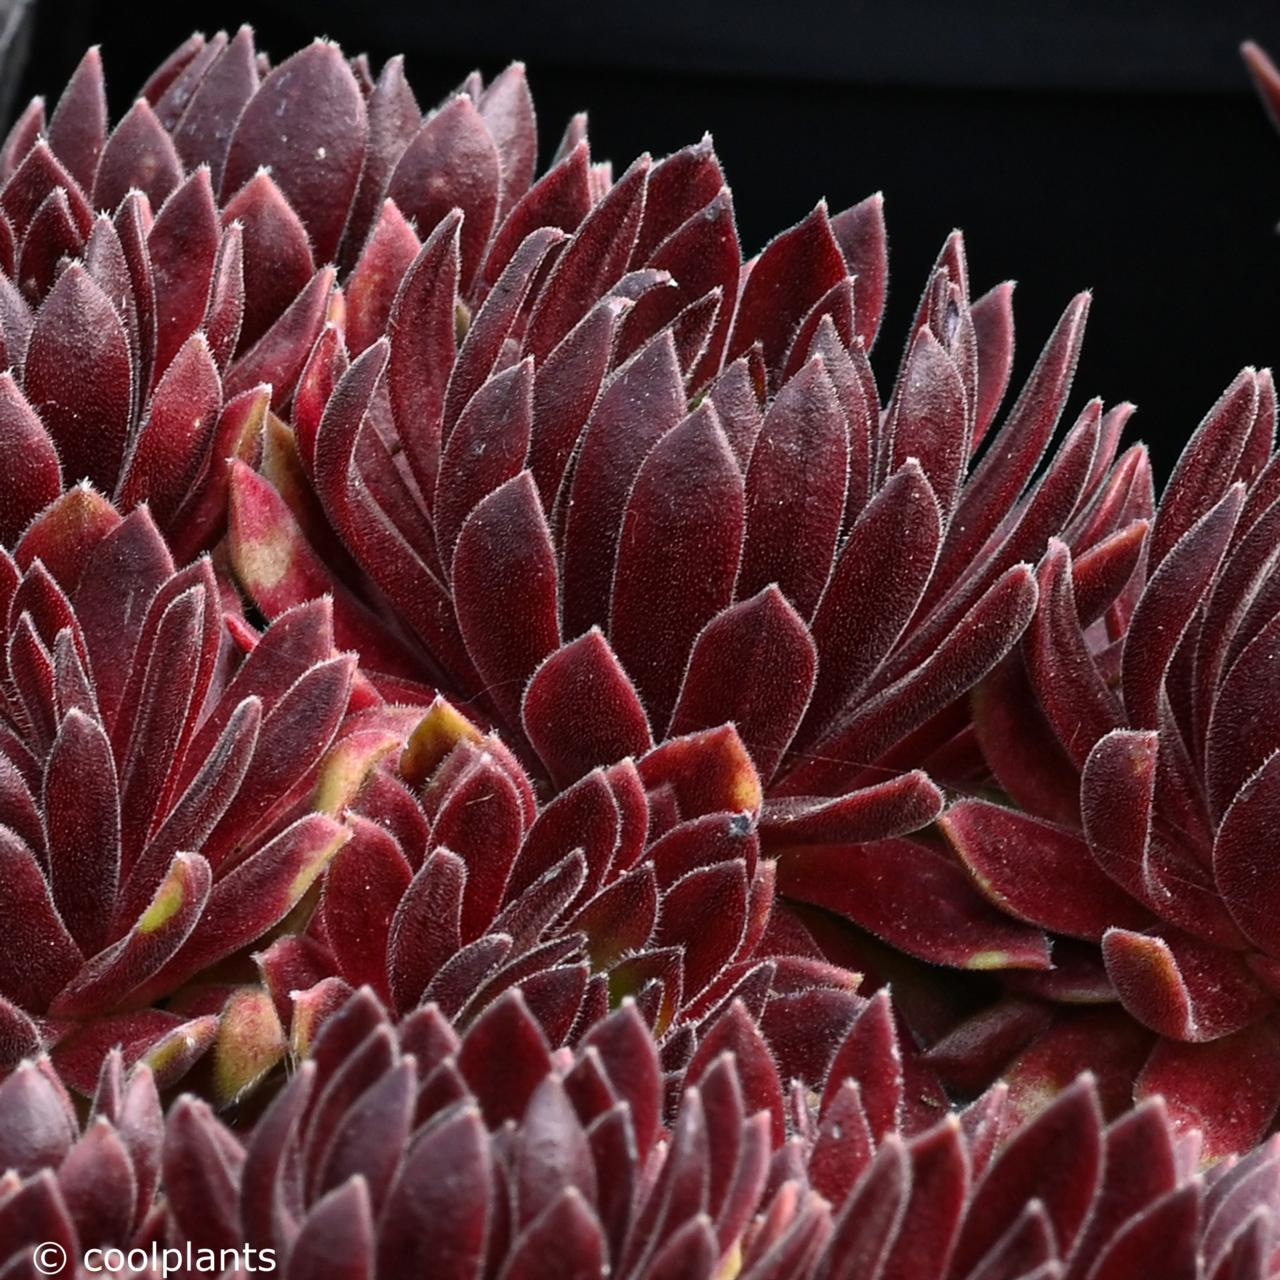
[0,498,357,1095]
[895,367,1280,1159]
[4,986,1275,1280]
[224,109,1154,999]
[249,692,877,1108]
[9,21,1280,1279]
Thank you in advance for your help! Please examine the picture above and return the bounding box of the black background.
[18,0,1280,478]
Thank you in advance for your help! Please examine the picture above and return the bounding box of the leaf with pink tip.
[93,99,181,213]
[526,153,650,351]
[737,360,847,616]
[0,373,59,545]
[668,588,816,782]
[1137,1022,1280,1159]
[830,192,888,348]
[0,825,83,1010]
[943,799,1150,940]
[1102,926,1270,1042]
[221,171,316,354]
[386,213,459,506]
[1121,484,1242,728]
[118,333,222,524]
[560,330,685,633]
[800,460,943,743]
[728,203,847,381]
[24,264,131,490]
[759,772,943,846]
[610,402,745,728]
[223,40,367,263]
[148,168,220,379]
[779,838,1051,971]
[47,46,106,193]
[522,630,652,787]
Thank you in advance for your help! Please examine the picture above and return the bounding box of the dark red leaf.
[223,39,368,263]
[24,264,132,491]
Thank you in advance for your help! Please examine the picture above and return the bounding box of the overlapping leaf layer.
[0,25,1278,1279]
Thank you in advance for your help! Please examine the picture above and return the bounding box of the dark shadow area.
[15,0,1280,477]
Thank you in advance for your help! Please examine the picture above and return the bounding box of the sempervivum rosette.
[921,368,1280,1158]
[253,694,870,1096]
[228,156,1150,988]
[3,987,1268,1280]
[0,498,355,1096]
[0,30,569,561]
